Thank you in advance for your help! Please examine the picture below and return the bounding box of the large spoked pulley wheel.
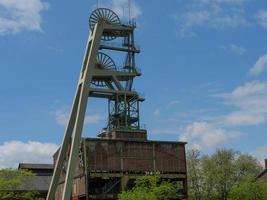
[89,8,121,41]
[95,52,116,70]
[92,52,117,87]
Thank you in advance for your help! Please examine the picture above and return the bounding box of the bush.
[119,175,183,200]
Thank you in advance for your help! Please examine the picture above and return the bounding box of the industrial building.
[53,134,187,199]
[16,163,53,198]
[46,7,188,200]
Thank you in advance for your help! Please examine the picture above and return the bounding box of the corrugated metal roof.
[18,176,52,191]
[18,163,53,170]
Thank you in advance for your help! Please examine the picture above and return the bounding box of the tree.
[187,149,263,200]
[209,149,238,200]
[118,175,183,200]
[201,154,218,200]
[230,178,267,200]
[187,149,202,200]
[0,168,43,200]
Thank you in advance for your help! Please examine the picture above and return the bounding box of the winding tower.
[88,8,144,134]
[47,8,187,200]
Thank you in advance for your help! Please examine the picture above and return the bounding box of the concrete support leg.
[120,175,129,191]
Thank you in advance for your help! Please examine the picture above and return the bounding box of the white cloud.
[218,81,267,126]
[249,54,267,76]
[55,108,101,126]
[224,111,265,126]
[151,81,267,151]
[230,81,267,98]
[55,108,69,126]
[153,81,267,149]
[0,140,58,169]
[179,121,239,150]
[252,146,267,167]
[221,44,246,55]
[256,10,267,28]
[84,115,101,124]
[175,0,249,36]
[0,0,48,35]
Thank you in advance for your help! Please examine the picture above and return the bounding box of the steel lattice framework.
[46,8,143,200]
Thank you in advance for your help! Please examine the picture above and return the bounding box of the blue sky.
[0,0,267,168]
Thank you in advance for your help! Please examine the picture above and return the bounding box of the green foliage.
[187,149,202,200]
[0,190,43,200]
[153,182,182,200]
[0,168,44,200]
[119,187,156,200]
[0,168,33,190]
[118,175,182,200]
[230,179,267,200]
[187,149,263,200]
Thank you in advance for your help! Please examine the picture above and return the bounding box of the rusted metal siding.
[85,139,186,173]
[53,138,187,200]
[55,183,63,200]
[55,177,87,200]
[122,141,154,172]
[86,140,121,171]
[110,130,147,140]
[54,144,87,200]
[99,130,147,141]
[72,196,79,200]
[155,143,186,172]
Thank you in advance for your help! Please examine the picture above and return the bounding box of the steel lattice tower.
[47,8,144,200]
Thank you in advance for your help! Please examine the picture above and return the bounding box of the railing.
[116,66,141,74]
[100,41,140,52]
[121,20,137,27]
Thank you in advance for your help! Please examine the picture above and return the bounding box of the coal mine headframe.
[46,7,188,200]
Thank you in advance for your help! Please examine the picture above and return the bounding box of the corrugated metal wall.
[54,138,187,200]
[85,139,186,173]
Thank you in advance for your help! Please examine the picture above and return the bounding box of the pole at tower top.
[128,0,131,23]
